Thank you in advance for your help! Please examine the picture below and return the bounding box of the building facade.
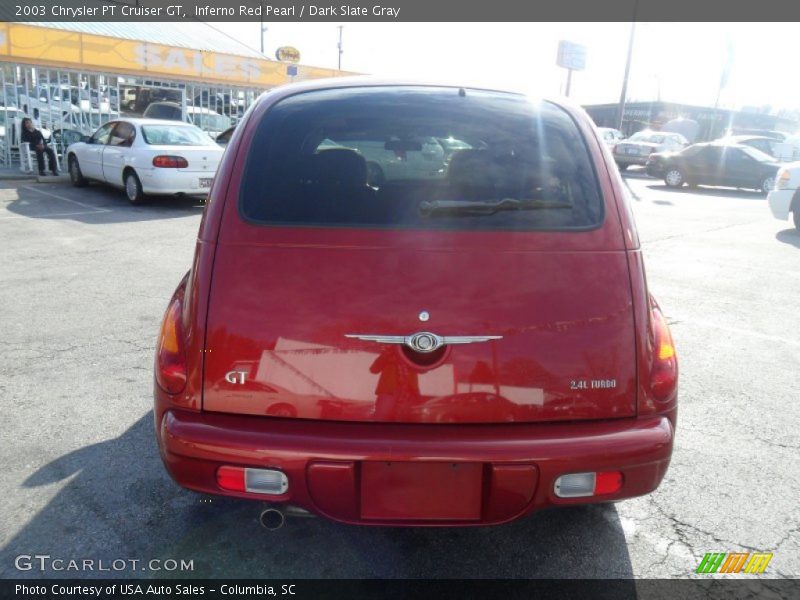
[0,22,350,165]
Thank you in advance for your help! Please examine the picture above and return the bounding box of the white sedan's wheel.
[664,169,685,188]
[124,171,145,205]
[68,156,87,187]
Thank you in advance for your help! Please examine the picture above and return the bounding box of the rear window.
[141,125,210,146]
[240,86,604,231]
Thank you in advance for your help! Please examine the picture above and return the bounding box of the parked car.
[153,80,678,527]
[324,136,447,185]
[727,128,787,142]
[143,102,231,138]
[50,128,84,151]
[66,118,223,204]
[596,127,625,147]
[646,142,780,193]
[613,130,688,170]
[215,126,235,147]
[719,135,780,159]
[767,162,800,230]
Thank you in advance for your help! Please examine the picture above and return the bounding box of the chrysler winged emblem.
[345,331,502,354]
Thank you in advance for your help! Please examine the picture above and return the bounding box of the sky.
[209,22,797,114]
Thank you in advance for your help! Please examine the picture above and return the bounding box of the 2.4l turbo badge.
[570,379,617,390]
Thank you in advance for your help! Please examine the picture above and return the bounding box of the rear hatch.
[202,86,635,424]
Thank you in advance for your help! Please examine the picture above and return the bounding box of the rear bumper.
[767,188,794,220]
[615,154,650,166]
[157,409,675,526]
[138,167,215,196]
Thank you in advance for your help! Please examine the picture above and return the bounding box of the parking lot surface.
[0,173,798,579]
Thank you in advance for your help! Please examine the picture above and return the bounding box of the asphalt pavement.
[0,171,797,580]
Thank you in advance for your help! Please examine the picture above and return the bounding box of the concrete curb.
[0,171,36,181]
[35,174,71,183]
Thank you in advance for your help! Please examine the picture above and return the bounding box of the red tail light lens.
[649,299,678,403]
[216,466,246,492]
[153,155,188,168]
[155,280,187,394]
[594,471,624,495]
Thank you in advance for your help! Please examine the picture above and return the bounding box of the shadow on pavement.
[645,183,765,200]
[776,228,800,248]
[4,183,205,224]
[1,412,635,583]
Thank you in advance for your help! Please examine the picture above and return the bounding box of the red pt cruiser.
[154,79,678,527]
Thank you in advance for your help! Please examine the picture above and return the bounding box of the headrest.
[448,150,500,198]
[308,149,368,187]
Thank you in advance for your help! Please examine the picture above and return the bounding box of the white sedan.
[66,118,223,204]
[767,163,800,231]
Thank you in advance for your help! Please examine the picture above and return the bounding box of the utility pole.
[259,2,268,55]
[617,0,639,131]
[565,69,573,97]
[337,26,344,70]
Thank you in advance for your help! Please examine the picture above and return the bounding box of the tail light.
[216,466,289,495]
[648,297,678,404]
[153,155,188,168]
[155,277,188,394]
[554,471,623,498]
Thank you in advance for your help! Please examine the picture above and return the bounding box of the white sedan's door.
[101,121,136,185]
[81,122,115,180]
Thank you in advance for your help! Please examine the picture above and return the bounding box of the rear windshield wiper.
[419,198,573,217]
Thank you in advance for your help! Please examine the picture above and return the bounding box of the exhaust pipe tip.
[259,508,285,531]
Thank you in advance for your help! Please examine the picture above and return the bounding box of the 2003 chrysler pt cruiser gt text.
[153,79,678,527]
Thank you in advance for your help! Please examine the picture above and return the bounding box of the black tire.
[793,209,800,232]
[366,162,385,187]
[616,163,629,171]
[759,176,775,195]
[664,168,685,188]
[124,170,145,205]
[68,155,87,187]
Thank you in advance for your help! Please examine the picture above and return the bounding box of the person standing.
[20,117,59,176]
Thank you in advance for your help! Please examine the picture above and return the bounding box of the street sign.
[557,40,587,71]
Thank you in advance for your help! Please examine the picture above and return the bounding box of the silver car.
[613,130,688,170]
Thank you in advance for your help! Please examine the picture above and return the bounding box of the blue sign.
[557,40,587,71]
[287,65,298,77]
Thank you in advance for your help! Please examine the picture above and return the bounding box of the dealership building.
[0,22,349,166]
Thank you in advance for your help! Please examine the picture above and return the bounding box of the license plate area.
[626,147,638,155]
[199,177,213,188]
[360,461,482,521]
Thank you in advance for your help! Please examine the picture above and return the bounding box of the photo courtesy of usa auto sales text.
[15,584,298,596]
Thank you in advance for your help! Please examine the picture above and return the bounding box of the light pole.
[337,26,344,70]
[260,24,268,55]
[617,0,639,132]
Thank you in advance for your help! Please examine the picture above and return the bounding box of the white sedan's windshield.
[141,125,211,146]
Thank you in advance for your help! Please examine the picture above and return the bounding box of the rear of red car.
[154,81,678,526]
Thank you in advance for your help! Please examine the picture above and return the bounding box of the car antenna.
[458,88,466,97]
